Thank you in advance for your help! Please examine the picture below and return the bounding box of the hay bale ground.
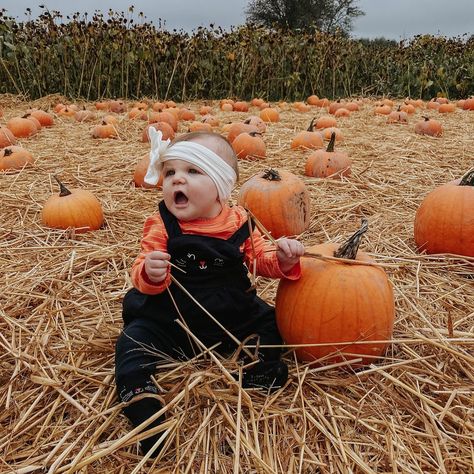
[1,95,473,473]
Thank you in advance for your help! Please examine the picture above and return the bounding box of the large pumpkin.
[276,220,395,366]
[414,170,474,257]
[41,177,104,232]
[237,168,310,238]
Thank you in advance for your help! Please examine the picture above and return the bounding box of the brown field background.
[1,94,473,473]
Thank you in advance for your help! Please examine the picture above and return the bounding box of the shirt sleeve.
[131,214,172,295]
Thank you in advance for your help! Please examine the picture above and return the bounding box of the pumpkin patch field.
[1,93,473,473]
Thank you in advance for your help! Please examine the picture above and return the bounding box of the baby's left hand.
[276,238,305,273]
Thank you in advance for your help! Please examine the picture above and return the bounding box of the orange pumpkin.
[133,154,163,188]
[462,98,474,110]
[0,126,17,148]
[226,123,259,143]
[374,105,392,115]
[237,168,310,238]
[387,107,408,124]
[334,107,351,118]
[438,103,456,113]
[304,132,351,178]
[75,108,96,122]
[178,108,196,121]
[41,177,104,232]
[260,107,280,123]
[414,170,474,257]
[28,109,55,126]
[221,103,234,112]
[414,117,442,137]
[149,111,178,131]
[109,100,126,113]
[199,105,213,115]
[243,116,266,134]
[6,116,38,138]
[0,146,34,170]
[276,219,394,366]
[232,131,266,160]
[233,101,249,112]
[92,121,118,139]
[141,122,175,142]
[290,118,324,150]
[307,95,319,105]
[188,121,213,133]
[315,115,337,129]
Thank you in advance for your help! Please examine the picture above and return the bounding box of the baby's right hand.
[144,251,171,283]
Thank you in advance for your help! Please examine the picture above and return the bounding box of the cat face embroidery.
[198,260,207,270]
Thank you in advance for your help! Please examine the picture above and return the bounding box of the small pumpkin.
[462,98,474,110]
[276,219,395,366]
[232,131,266,160]
[237,168,310,238]
[334,107,351,118]
[75,108,96,122]
[414,169,474,257]
[178,108,196,121]
[0,146,34,170]
[387,107,408,124]
[6,116,38,138]
[133,153,162,188]
[92,121,118,139]
[243,116,266,134]
[41,176,104,232]
[260,107,280,123]
[141,122,175,142]
[28,109,55,126]
[414,116,442,137]
[438,103,456,113]
[108,100,126,113]
[233,101,249,112]
[188,121,213,133]
[315,115,337,129]
[374,104,392,115]
[149,111,178,131]
[304,132,351,179]
[226,122,259,143]
[290,118,324,150]
[0,126,17,148]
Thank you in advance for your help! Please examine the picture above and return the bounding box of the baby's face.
[162,159,221,221]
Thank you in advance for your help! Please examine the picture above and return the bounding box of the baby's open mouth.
[174,191,188,205]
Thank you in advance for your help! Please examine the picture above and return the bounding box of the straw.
[1,94,473,472]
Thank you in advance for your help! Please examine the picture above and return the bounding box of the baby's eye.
[188,168,200,174]
[164,169,174,177]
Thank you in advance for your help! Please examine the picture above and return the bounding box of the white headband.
[144,127,237,202]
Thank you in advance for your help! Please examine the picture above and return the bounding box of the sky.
[1,0,473,40]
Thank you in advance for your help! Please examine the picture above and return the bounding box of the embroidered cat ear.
[144,128,171,185]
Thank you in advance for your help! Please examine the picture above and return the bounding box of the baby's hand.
[144,250,171,283]
[276,238,305,273]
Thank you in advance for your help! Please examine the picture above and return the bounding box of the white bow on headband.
[144,127,237,202]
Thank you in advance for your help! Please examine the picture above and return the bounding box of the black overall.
[115,201,283,420]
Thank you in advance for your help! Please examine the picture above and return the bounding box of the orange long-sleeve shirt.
[132,204,301,295]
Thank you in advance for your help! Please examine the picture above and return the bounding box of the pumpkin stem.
[326,132,337,152]
[262,169,281,181]
[459,169,474,186]
[53,175,72,197]
[3,148,13,157]
[243,118,251,124]
[249,131,262,137]
[306,117,316,132]
[422,116,430,121]
[334,218,368,260]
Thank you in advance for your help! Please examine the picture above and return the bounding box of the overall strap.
[158,200,182,239]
